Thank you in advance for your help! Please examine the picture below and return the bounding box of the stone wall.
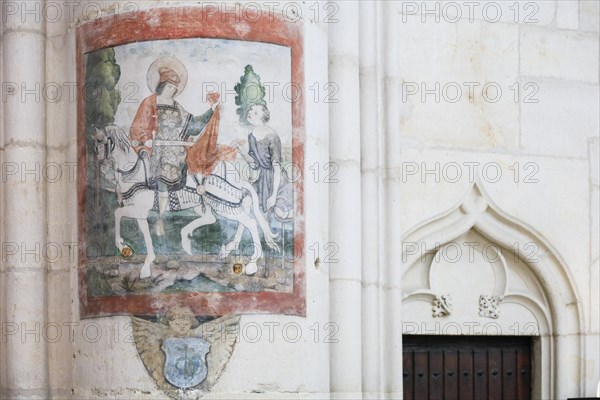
[395,0,599,397]
[0,1,598,399]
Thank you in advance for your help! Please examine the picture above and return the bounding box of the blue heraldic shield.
[161,337,211,389]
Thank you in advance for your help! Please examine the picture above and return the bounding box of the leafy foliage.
[84,48,122,145]
[234,65,266,125]
[120,275,138,292]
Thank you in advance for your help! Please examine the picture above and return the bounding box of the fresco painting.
[77,9,305,318]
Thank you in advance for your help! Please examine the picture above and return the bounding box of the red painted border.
[77,7,305,318]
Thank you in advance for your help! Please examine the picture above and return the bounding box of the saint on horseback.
[129,57,229,236]
[95,56,278,279]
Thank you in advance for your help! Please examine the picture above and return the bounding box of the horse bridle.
[96,136,115,160]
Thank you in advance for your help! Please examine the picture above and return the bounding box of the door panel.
[414,350,430,399]
[458,349,474,400]
[403,336,532,400]
[429,350,444,399]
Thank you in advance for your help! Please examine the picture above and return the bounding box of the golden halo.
[146,56,188,97]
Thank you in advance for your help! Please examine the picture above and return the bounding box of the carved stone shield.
[161,337,211,389]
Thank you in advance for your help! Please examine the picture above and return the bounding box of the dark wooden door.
[403,335,531,400]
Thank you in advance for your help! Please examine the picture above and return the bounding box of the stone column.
[0,5,5,392]
[1,1,49,398]
[328,1,363,397]
[381,2,403,398]
[45,3,76,397]
[358,2,382,398]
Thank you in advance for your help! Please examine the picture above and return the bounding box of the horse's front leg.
[222,212,263,275]
[114,206,126,253]
[220,195,252,258]
[115,201,155,279]
[136,218,155,279]
[181,205,217,255]
[220,223,244,258]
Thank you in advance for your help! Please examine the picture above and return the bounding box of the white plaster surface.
[397,16,520,150]
[520,26,599,83]
[557,0,580,30]
[521,80,599,158]
[580,0,600,32]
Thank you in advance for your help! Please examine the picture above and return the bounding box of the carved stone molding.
[432,294,452,317]
[479,295,503,319]
[401,181,584,398]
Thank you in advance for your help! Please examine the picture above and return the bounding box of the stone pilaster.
[328,2,363,397]
[1,1,49,398]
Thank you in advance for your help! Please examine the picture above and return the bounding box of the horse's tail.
[239,180,280,253]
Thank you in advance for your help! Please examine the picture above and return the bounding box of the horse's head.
[91,125,137,191]
[91,126,114,162]
[92,125,132,163]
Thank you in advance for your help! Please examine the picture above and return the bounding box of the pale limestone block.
[582,334,600,395]
[45,31,72,149]
[44,2,70,38]
[1,1,46,33]
[395,0,555,25]
[591,257,600,332]
[521,81,599,158]
[329,162,362,280]
[397,17,519,150]
[304,20,330,158]
[2,32,45,82]
[398,16,519,82]
[328,58,361,162]
[2,34,47,144]
[520,27,599,83]
[328,279,362,394]
[591,137,599,266]
[360,169,380,284]
[2,149,49,271]
[327,2,359,58]
[45,97,71,149]
[591,148,599,333]
[214,314,331,394]
[483,159,591,313]
[591,137,600,187]
[4,271,48,322]
[557,0,580,30]
[73,316,158,390]
[4,270,48,390]
[580,0,600,32]
[45,148,78,271]
[0,271,6,388]
[359,66,379,171]
[399,149,473,231]
[555,334,585,397]
[46,270,74,394]
[305,20,331,286]
[361,286,382,396]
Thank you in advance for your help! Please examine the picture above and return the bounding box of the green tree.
[234,65,266,125]
[84,48,122,144]
[84,48,121,235]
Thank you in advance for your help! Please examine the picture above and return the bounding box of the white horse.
[92,125,278,279]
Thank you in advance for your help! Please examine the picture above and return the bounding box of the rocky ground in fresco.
[87,253,294,297]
